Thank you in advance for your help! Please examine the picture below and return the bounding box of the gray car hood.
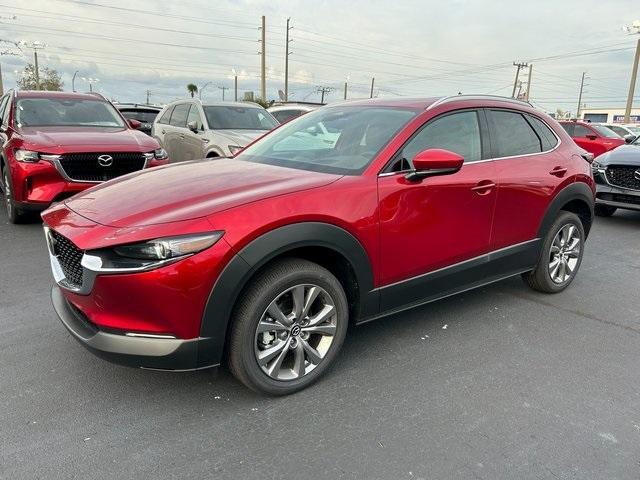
[597,144,640,166]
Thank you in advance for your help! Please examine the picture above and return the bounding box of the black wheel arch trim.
[198,222,377,367]
[537,181,594,239]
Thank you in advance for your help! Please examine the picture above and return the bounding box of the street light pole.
[577,72,587,119]
[72,70,79,92]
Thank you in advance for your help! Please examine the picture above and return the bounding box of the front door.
[377,109,497,311]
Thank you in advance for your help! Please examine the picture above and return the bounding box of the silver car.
[152,100,278,161]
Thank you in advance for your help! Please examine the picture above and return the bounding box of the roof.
[15,90,105,101]
[328,95,533,110]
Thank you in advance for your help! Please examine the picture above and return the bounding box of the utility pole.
[218,85,229,101]
[284,17,292,101]
[72,70,79,92]
[344,81,348,100]
[624,34,640,122]
[577,72,587,119]
[525,63,533,101]
[370,77,375,98]
[260,15,266,102]
[146,89,150,104]
[511,62,528,98]
[234,75,238,101]
[316,86,334,104]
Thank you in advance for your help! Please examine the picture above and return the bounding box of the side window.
[490,110,541,157]
[0,96,9,126]
[560,123,574,136]
[395,110,482,170]
[186,105,204,130]
[573,124,592,137]
[157,106,174,125]
[169,103,190,128]
[526,115,558,151]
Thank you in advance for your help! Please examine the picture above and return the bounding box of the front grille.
[58,152,147,182]
[50,230,84,288]
[597,192,640,206]
[605,165,640,191]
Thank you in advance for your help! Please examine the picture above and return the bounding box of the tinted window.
[607,125,627,137]
[157,106,173,124]
[186,105,204,130]
[591,125,620,138]
[560,123,574,136]
[526,115,558,151]
[239,106,417,175]
[400,110,482,166]
[203,106,278,130]
[169,103,190,127]
[573,124,592,137]
[271,109,304,124]
[120,109,159,123]
[491,110,541,157]
[15,98,125,127]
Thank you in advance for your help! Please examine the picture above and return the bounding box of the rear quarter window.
[157,106,174,124]
[490,110,542,157]
[525,115,558,151]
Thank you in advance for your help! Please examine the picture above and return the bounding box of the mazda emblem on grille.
[635,169,640,181]
[97,154,114,167]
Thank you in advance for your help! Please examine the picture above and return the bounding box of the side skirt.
[358,239,540,325]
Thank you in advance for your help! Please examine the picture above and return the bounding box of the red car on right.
[559,120,625,158]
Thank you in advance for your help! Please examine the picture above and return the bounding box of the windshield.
[237,106,418,175]
[592,125,620,139]
[203,105,278,130]
[16,97,125,128]
[119,110,159,123]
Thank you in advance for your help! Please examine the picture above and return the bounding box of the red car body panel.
[559,121,625,158]
[42,96,595,371]
[1,91,168,210]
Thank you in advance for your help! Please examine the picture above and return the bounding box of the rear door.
[487,109,565,251]
[165,103,190,162]
[572,123,608,157]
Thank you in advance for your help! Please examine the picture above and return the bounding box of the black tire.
[594,204,616,217]
[228,258,349,395]
[522,211,585,293]
[2,165,27,224]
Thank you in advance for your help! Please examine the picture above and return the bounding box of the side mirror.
[406,148,464,181]
[187,120,199,133]
[624,134,636,144]
[585,134,597,140]
[128,119,141,130]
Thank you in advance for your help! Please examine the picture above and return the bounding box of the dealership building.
[579,107,640,124]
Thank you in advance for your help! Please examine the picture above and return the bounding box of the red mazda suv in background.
[559,120,625,158]
[0,90,169,223]
[43,95,595,395]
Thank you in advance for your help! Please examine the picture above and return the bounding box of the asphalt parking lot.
[1,208,639,480]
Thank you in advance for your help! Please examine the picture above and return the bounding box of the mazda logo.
[97,154,113,167]
[635,169,640,181]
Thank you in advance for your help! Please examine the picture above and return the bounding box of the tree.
[17,64,64,91]
[187,83,198,98]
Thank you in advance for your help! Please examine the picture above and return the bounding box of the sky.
[0,0,638,115]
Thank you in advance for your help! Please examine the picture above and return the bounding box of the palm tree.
[187,83,198,98]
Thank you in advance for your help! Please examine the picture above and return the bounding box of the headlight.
[154,148,169,160]
[592,161,605,172]
[228,145,243,155]
[113,232,224,261]
[14,149,40,163]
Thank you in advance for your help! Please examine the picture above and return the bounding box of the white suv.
[152,100,278,161]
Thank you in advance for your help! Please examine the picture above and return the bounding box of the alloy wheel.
[254,284,337,381]
[548,224,581,284]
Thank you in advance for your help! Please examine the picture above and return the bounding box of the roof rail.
[427,94,533,111]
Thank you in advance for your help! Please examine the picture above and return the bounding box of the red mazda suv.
[42,96,595,395]
[0,90,169,223]
[558,120,625,159]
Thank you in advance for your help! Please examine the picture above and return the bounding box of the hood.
[212,129,269,147]
[597,144,640,166]
[63,159,341,227]
[18,126,159,153]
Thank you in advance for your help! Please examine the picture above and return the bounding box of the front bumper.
[594,170,640,211]
[52,285,217,370]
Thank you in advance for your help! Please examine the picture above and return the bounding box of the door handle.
[471,181,496,194]
[549,166,567,177]
[161,129,166,135]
